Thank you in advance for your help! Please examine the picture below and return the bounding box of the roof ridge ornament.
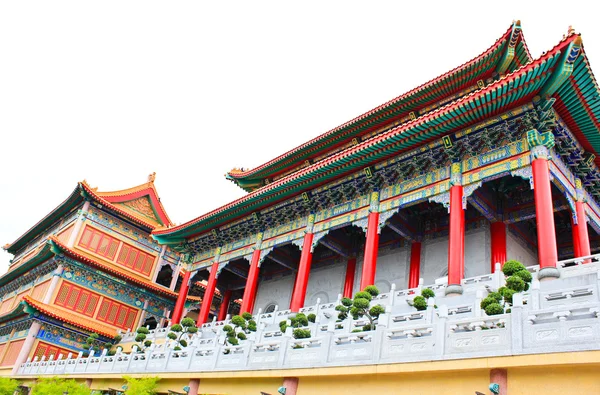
[148,172,156,183]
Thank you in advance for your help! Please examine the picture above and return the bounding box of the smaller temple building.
[0,175,235,374]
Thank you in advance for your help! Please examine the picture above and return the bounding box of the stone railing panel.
[445,314,511,356]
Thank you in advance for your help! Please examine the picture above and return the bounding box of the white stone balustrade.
[17,256,600,376]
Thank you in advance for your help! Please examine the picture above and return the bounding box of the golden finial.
[568,25,575,35]
[148,172,156,183]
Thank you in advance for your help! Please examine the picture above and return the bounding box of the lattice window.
[116,243,155,276]
[0,339,25,366]
[54,282,100,318]
[78,226,120,260]
[32,342,71,361]
[96,299,138,330]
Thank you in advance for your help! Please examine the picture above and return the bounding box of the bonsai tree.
[123,376,160,395]
[481,260,533,316]
[279,313,311,339]
[335,285,385,332]
[168,317,198,351]
[222,312,257,346]
[31,377,91,395]
[134,326,153,352]
[413,288,435,311]
[83,332,122,357]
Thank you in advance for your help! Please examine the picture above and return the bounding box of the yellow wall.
[199,377,282,395]
[508,365,599,395]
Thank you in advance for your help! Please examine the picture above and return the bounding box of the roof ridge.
[155,33,578,239]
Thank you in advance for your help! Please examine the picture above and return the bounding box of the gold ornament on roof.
[148,172,156,183]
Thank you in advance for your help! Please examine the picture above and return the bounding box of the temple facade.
[5,21,600,395]
[0,176,237,375]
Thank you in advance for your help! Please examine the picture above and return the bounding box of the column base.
[538,267,560,281]
[445,284,463,296]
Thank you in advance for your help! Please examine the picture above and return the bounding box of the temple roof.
[4,175,172,255]
[155,29,598,245]
[22,295,118,338]
[226,21,531,192]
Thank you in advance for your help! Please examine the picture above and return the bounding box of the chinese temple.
[6,21,600,395]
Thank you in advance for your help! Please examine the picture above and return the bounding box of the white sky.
[1,1,598,274]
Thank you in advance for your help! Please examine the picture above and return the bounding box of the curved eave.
[0,244,55,288]
[155,34,577,244]
[0,303,27,323]
[554,47,600,166]
[22,296,117,338]
[226,22,530,189]
[48,237,179,300]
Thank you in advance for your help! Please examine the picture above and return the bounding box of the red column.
[572,216,582,258]
[171,270,190,324]
[343,257,357,298]
[447,185,465,295]
[360,212,380,290]
[217,289,232,321]
[289,233,314,312]
[241,249,261,314]
[575,201,591,259]
[532,158,559,278]
[197,262,219,326]
[490,222,507,273]
[408,241,421,289]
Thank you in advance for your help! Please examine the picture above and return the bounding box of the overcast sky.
[1,1,598,274]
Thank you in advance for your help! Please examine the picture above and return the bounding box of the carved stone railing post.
[511,293,524,354]
[435,305,448,356]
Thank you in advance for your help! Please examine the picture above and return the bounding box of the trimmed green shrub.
[413,296,427,311]
[123,376,160,395]
[223,313,255,346]
[336,286,384,331]
[480,296,498,310]
[369,305,385,318]
[354,291,372,301]
[32,377,91,395]
[363,285,380,297]
[292,328,311,339]
[307,313,316,323]
[0,377,19,394]
[421,288,435,299]
[502,260,526,276]
[484,303,504,316]
[241,312,253,321]
[341,297,353,307]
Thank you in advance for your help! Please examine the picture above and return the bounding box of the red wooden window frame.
[54,282,100,317]
[116,244,154,276]
[32,342,72,361]
[78,226,120,261]
[96,299,138,330]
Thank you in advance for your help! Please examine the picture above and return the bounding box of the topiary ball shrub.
[480,296,498,310]
[369,305,385,318]
[353,298,370,309]
[341,297,353,307]
[227,336,238,346]
[487,292,503,303]
[137,327,150,335]
[514,269,532,283]
[231,315,246,328]
[242,312,253,321]
[506,275,525,292]
[484,303,504,316]
[237,332,247,340]
[502,260,526,276]
[307,313,316,323]
[292,328,311,339]
[363,285,380,297]
[421,288,435,299]
[413,296,427,311]
[501,288,516,304]
[354,291,373,301]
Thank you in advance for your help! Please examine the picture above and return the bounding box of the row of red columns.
[171,144,592,321]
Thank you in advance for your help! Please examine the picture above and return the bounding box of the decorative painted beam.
[222,265,248,280]
[265,252,298,272]
[504,200,569,224]
[496,20,522,75]
[468,189,500,222]
[319,236,351,258]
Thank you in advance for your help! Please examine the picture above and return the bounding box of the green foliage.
[170,324,183,333]
[354,291,372,302]
[413,296,427,311]
[137,327,150,334]
[0,377,19,395]
[290,313,308,327]
[369,305,385,318]
[363,285,380,297]
[514,269,533,283]
[179,339,188,347]
[502,260,526,276]
[421,288,435,299]
[135,334,147,343]
[352,298,370,309]
[506,275,525,292]
[123,376,160,395]
[231,315,246,328]
[501,288,516,304]
[292,328,311,339]
[223,325,233,333]
[351,329,363,333]
[227,336,239,346]
[31,377,91,395]
[241,312,253,321]
[167,332,178,340]
[480,296,498,310]
[237,332,247,340]
[484,303,505,316]
[144,340,152,348]
[307,313,316,323]
[181,317,195,327]
[341,297,353,307]
[335,286,383,331]
[488,292,503,303]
